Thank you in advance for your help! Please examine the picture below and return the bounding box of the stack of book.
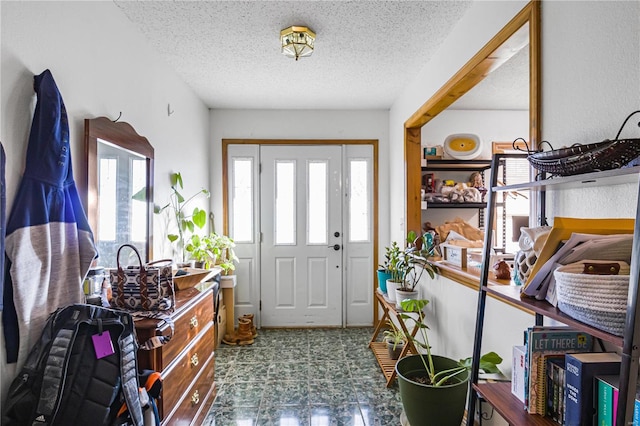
[511,326,633,424]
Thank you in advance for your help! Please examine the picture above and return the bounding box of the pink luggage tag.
[92,330,115,359]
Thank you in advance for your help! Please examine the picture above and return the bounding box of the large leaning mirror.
[85,117,154,267]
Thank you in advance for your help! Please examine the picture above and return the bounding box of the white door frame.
[223,139,379,329]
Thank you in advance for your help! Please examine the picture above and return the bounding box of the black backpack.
[2,304,144,426]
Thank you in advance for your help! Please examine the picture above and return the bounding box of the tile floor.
[203,328,405,425]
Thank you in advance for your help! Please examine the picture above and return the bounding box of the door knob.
[328,244,341,251]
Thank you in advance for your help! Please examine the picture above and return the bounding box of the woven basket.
[554,260,630,336]
[527,138,640,177]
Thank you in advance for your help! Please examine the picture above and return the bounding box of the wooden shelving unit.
[422,159,492,228]
[369,291,419,387]
[466,154,640,426]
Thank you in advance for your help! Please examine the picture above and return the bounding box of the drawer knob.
[190,353,199,367]
[191,390,200,406]
[189,316,199,329]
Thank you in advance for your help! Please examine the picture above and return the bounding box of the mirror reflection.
[85,117,154,267]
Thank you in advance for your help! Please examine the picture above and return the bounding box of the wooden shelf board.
[425,202,486,209]
[485,284,624,346]
[422,159,492,171]
[473,382,556,425]
[493,166,640,193]
[369,341,398,387]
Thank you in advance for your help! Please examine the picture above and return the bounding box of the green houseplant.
[395,231,438,293]
[384,241,403,303]
[185,232,239,274]
[382,319,406,360]
[154,172,209,263]
[396,298,503,426]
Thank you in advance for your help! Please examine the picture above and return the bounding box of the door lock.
[334,232,340,237]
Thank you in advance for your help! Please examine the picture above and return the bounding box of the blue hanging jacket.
[2,69,97,364]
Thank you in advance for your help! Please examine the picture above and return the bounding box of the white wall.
[541,0,640,220]
[208,109,390,245]
[1,0,210,403]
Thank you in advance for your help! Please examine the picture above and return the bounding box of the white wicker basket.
[553,260,630,336]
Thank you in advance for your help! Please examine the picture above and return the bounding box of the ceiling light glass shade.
[280,26,315,60]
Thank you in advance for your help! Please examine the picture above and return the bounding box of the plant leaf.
[192,208,207,229]
[168,234,179,243]
[131,187,146,202]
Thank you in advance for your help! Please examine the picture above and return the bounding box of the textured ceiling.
[114,0,528,111]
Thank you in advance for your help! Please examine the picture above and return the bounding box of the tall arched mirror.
[405,1,540,234]
[85,117,154,267]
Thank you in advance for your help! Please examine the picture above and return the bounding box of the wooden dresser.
[135,278,219,425]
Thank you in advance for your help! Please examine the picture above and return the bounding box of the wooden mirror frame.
[84,117,155,263]
[404,1,540,233]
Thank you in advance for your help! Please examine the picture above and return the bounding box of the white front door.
[260,145,343,327]
[226,142,374,328]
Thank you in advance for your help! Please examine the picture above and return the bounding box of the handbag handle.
[116,244,151,310]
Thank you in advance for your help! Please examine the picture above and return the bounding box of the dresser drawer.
[161,293,214,366]
[162,351,216,426]
[161,322,215,413]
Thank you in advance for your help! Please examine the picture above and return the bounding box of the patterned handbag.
[110,244,175,313]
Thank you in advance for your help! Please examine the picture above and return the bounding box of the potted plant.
[382,319,406,360]
[184,233,218,269]
[393,231,439,307]
[396,298,503,426]
[185,232,239,274]
[154,172,209,263]
[211,233,239,275]
[376,245,393,294]
[385,241,403,303]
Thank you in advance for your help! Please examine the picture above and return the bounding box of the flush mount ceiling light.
[280,26,315,60]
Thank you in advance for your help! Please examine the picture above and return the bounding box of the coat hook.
[167,104,174,116]
[112,112,122,122]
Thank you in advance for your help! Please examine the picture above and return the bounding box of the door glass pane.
[98,158,117,241]
[130,158,146,242]
[276,161,295,245]
[349,159,369,242]
[308,161,327,244]
[232,158,253,242]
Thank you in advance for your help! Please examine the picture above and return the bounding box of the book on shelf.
[526,326,593,415]
[597,375,619,426]
[512,345,527,403]
[596,375,640,426]
[565,352,621,426]
[546,356,566,424]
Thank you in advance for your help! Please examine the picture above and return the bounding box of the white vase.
[386,279,399,303]
[395,289,419,310]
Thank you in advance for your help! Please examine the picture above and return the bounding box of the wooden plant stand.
[369,291,419,387]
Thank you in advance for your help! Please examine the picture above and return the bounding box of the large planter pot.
[396,354,470,426]
[377,269,392,294]
[395,288,419,310]
[386,279,400,303]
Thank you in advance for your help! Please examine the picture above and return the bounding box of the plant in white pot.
[385,241,403,304]
[382,319,406,360]
[396,298,503,426]
[394,231,438,309]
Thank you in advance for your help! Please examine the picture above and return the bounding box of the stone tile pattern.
[203,328,404,425]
